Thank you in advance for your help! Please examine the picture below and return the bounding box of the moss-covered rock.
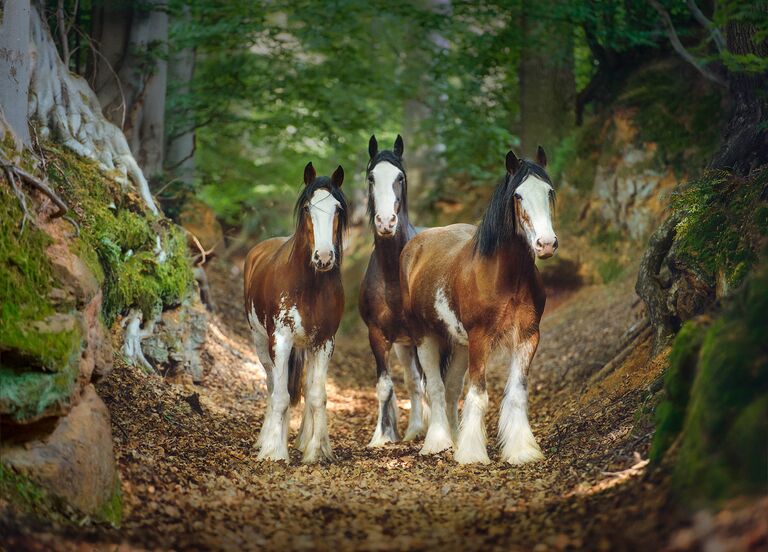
[651,252,768,504]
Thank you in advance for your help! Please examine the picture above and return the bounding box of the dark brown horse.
[400,148,557,464]
[359,135,426,446]
[244,162,347,463]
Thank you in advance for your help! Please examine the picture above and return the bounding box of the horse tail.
[439,347,451,380]
[287,347,306,407]
[412,345,426,385]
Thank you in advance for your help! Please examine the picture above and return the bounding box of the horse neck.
[475,234,536,287]
[373,213,413,275]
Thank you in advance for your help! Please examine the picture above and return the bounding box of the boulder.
[142,293,208,381]
[0,384,119,518]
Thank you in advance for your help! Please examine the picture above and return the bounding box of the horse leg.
[455,331,491,464]
[296,351,314,454]
[368,327,400,447]
[302,340,335,463]
[498,332,544,464]
[394,344,426,441]
[418,336,453,455]
[257,331,292,462]
[444,345,468,441]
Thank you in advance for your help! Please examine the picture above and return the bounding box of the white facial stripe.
[370,161,401,220]
[516,175,555,246]
[309,189,340,255]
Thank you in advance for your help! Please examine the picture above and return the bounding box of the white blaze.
[370,161,401,224]
[515,175,555,249]
[308,189,340,257]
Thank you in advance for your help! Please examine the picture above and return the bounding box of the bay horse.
[400,147,557,464]
[359,134,427,446]
[244,162,347,463]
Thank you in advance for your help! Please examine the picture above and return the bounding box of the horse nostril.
[375,214,382,224]
[553,237,559,249]
[536,238,543,249]
[389,214,396,224]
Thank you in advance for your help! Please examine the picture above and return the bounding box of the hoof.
[257,447,289,462]
[367,427,399,448]
[419,426,453,455]
[454,447,491,465]
[501,443,544,465]
[301,441,335,464]
[403,423,426,442]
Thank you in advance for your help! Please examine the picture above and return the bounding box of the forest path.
[9,261,680,551]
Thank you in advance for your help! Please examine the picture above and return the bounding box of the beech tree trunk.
[164,5,196,184]
[90,0,168,179]
[0,0,32,145]
[710,19,768,174]
[518,0,574,154]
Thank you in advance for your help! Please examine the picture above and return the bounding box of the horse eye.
[514,193,522,200]
[398,174,404,183]
[303,205,310,212]
[367,175,374,184]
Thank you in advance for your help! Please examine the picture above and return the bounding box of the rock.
[0,385,119,518]
[46,242,100,309]
[591,110,679,241]
[142,293,208,381]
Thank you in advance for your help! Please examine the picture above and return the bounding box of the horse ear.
[368,135,378,159]
[536,145,547,167]
[505,150,521,175]
[394,134,404,158]
[331,165,344,188]
[303,162,316,186]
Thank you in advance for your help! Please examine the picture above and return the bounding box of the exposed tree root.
[28,5,160,216]
[121,309,159,373]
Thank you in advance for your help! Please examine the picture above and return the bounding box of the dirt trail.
[5,260,691,551]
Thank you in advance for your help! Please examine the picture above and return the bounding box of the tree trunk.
[709,19,768,174]
[164,5,196,184]
[26,3,159,215]
[0,0,32,145]
[90,0,168,179]
[518,0,575,154]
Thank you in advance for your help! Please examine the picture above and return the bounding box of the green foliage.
[619,61,723,173]
[672,168,768,288]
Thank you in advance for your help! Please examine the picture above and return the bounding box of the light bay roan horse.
[400,147,557,464]
[358,135,426,446]
[244,162,347,463]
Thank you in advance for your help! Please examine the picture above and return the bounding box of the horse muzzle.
[534,237,558,259]
[374,213,398,237]
[312,250,336,271]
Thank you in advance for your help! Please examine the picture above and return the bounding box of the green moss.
[656,254,768,504]
[0,463,52,511]
[97,475,123,527]
[44,144,194,325]
[672,167,768,289]
[649,321,706,462]
[0,464,123,527]
[0,358,80,423]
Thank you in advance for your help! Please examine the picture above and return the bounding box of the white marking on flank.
[435,287,468,345]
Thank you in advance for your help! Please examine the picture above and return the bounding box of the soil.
[2,258,766,551]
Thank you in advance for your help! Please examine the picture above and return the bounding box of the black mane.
[474,160,553,257]
[366,150,409,227]
[294,175,349,258]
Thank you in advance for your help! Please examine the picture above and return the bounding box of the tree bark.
[518,0,575,154]
[164,5,195,184]
[90,0,168,179]
[709,19,768,174]
[0,0,33,145]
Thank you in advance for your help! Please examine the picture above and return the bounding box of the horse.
[244,162,347,463]
[400,147,557,464]
[358,134,427,446]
